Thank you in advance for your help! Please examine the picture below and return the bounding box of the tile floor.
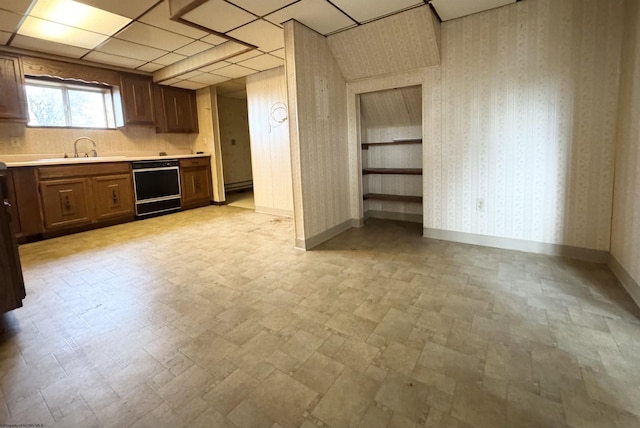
[1,206,640,427]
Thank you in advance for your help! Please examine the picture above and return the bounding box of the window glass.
[24,78,116,129]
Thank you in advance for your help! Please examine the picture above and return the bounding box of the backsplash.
[0,123,196,159]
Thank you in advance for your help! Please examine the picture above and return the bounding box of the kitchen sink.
[38,156,127,163]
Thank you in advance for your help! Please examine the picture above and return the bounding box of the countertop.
[2,153,210,168]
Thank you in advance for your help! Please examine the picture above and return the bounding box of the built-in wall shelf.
[363,193,422,203]
[362,168,422,175]
[362,139,422,150]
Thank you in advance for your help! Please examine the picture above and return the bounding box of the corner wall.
[610,0,640,304]
[284,21,351,249]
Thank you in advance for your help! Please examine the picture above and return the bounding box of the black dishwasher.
[132,159,182,217]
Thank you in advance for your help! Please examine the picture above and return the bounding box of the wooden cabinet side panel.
[12,167,43,236]
[0,171,26,313]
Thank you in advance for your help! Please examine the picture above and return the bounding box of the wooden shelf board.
[363,193,422,203]
[362,168,422,175]
[362,139,422,149]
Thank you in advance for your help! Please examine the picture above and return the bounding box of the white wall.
[285,21,351,248]
[611,0,640,300]
[430,0,624,251]
[246,67,293,217]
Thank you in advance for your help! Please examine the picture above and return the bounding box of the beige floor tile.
[373,308,418,342]
[293,352,344,394]
[325,311,378,341]
[374,371,430,422]
[451,382,508,428]
[380,341,420,376]
[332,337,380,373]
[228,399,275,428]
[202,368,259,415]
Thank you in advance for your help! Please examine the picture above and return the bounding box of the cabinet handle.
[112,189,118,204]
[64,195,71,211]
[194,176,200,191]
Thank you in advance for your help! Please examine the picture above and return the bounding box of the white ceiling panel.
[270,48,285,59]
[331,0,422,23]
[154,52,187,65]
[182,0,256,33]
[29,0,131,36]
[227,20,284,52]
[139,0,209,39]
[227,0,297,17]
[11,34,90,57]
[172,80,209,90]
[2,0,32,14]
[18,16,108,49]
[175,40,214,56]
[237,53,283,71]
[161,77,181,85]
[177,70,204,80]
[198,61,232,72]
[84,51,147,68]
[76,0,159,19]
[265,0,355,35]
[96,38,167,61]
[191,73,230,85]
[214,64,256,78]
[137,62,164,72]
[115,22,193,51]
[0,31,10,45]
[227,50,262,63]
[0,9,24,33]
[431,0,515,21]
[200,34,227,46]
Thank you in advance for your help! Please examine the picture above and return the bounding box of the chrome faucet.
[73,137,97,158]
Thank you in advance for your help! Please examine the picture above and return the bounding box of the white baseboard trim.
[366,210,423,224]
[422,228,610,263]
[609,255,640,308]
[295,218,359,250]
[255,206,294,218]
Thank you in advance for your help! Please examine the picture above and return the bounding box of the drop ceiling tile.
[139,0,209,39]
[190,73,230,85]
[137,62,164,72]
[0,9,23,33]
[431,0,514,21]
[116,22,193,51]
[200,34,228,45]
[96,38,167,62]
[161,77,182,85]
[76,0,159,19]
[265,0,354,35]
[0,31,10,45]
[18,16,107,49]
[174,40,214,56]
[29,0,131,36]
[270,48,285,59]
[11,34,90,58]
[84,51,147,68]
[227,20,283,52]
[182,0,256,34]
[331,0,422,23]
[237,53,283,71]
[176,70,204,80]
[227,0,297,17]
[199,61,232,72]
[3,0,32,14]
[214,64,257,79]
[154,52,187,65]
[227,50,262,63]
[172,80,208,90]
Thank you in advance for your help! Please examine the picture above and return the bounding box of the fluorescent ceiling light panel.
[17,0,131,49]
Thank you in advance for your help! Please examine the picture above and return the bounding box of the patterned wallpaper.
[285,21,351,242]
[611,0,640,284]
[434,0,624,250]
[246,67,294,216]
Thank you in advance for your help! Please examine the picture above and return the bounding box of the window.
[24,78,116,128]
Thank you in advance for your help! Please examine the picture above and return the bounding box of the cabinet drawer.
[179,157,210,168]
[39,162,130,179]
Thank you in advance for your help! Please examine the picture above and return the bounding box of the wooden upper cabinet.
[118,73,155,126]
[155,85,198,134]
[0,54,28,123]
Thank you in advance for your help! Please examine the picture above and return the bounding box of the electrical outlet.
[10,137,20,148]
[476,198,485,211]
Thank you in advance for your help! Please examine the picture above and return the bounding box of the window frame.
[24,77,117,130]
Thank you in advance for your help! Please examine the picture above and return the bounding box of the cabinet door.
[120,74,155,125]
[0,172,26,313]
[181,167,211,207]
[158,86,198,133]
[93,174,134,221]
[40,178,92,230]
[0,54,28,122]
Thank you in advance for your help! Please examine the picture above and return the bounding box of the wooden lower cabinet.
[38,163,134,232]
[93,174,134,221]
[180,158,211,208]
